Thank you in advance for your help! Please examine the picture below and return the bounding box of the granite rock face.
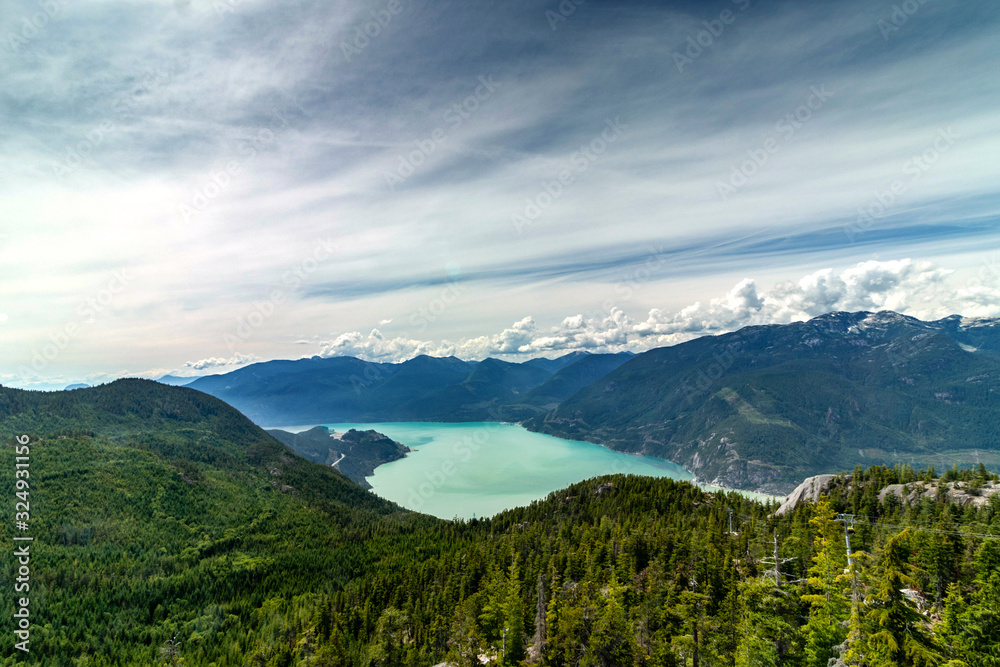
[878,480,1000,508]
[774,474,852,515]
[774,473,1000,515]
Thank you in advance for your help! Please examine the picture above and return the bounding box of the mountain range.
[180,311,1000,494]
[528,311,1000,492]
[184,351,635,425]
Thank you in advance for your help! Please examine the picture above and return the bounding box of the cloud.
[314,259,1000,362]
[634,259,959,340]
[3,0,1000,386]
[316,329,439,362]
[183,353,260,371]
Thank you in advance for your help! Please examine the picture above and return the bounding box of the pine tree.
[364,608,409,667]
[584,574,637,667]
[160,635,181,666]
[850,530,945,667]
[448,600,485,667]
[801,498,849,667]
[734,576,798,667]
[502,556,526,665]
[940,542,1000,666]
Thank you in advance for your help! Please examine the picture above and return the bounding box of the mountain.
[268,426,410,488]
[186,355,405,423]
[0,379,408,517]
[526,311,1000,494]
[0,379,430,663]
[521,352,635,410]
[155,373,201,386]
[522,350,592,374]
[930,314,1000,354]
[395,357,554,421]
[186,351,626,425]
[168,311,1000,496]
[64,383,90,390]
[2,380,999,664]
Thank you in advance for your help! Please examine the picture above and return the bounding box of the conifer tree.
[529,574,548,662]
[940,542,1000,666]
[584,574,637,667]
[801,498,849,667]
[448,600,485,667]
[849,530,945,667]
[502,557,526,664]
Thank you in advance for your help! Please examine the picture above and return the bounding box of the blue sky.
[2,0,999,388]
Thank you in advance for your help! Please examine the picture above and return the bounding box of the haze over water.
[322,422,693,519]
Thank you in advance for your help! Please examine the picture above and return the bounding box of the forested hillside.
[528,311,1000,494]
[1,381,999,666]
[0,380,433,665]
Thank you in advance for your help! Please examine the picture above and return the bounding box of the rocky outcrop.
[268,426,410,488]
[879,480,1000,508]
[775,473,1000,516]
[774,474,851,515]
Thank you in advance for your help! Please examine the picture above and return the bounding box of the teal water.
[322,422,696,519]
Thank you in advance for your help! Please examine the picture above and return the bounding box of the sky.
[2,0,1000,390]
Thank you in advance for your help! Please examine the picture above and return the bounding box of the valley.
[1,379,998,665]
[10,2,1000,663]
[324,422,695,519]
[183,311,1000,495]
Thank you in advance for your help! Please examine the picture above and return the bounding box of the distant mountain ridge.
[154,374,202,386]
[180,311,1000,494]
[186,351,634,425]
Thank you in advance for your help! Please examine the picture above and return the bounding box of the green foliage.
[2,380,999,666]
[268,427,410,488]
[851,530,945,667]
[801,498,849,667]
[529,312,1000,492]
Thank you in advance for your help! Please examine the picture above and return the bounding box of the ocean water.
[322,422,695,519]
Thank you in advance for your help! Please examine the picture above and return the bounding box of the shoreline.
[276,420,785,506]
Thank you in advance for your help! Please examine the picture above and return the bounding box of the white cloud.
[183,353,260,371]
[314,259,1000,362]
[635,259,961,340]
[2,1,999,387]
